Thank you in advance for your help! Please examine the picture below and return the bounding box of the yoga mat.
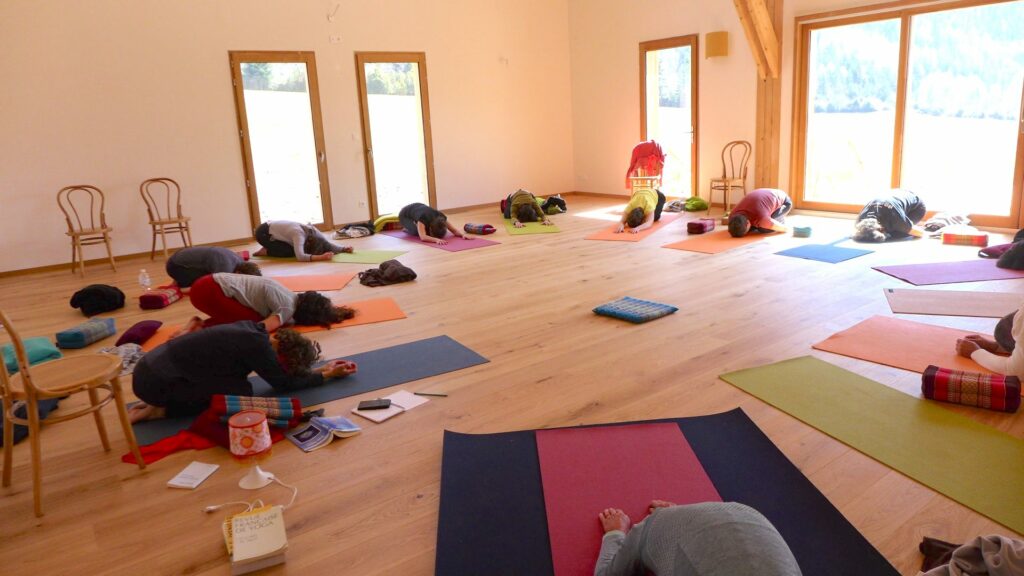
[721,356,1024,535]
[775,243,872,263]
[502,219,561,235]
[140,325,178,352]
[584,213,679,242]
[536,423,721,576]
[874,259,1024,286]
[132,335,488,444]
[291,297,406,333]
[381,230,500,252]
[884,288,1024,318]
[331,250,406,264]
[662,228,775,254]
[435,408,897,576]
[813,315,993,374]
[269,272,356,292]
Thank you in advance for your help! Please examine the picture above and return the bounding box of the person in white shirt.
[956,307,1022,377]
[254,220,353,262]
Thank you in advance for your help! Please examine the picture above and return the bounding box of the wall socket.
[329,35,342,44]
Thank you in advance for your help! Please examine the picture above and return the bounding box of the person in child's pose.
[505,189,554,228]
[956,307,1022,379]
[398,202,470,245]
[727,188,792,237]
[615,187,666,234]
[187,273,354,331]
[253,220,353,261]
[166,246,261,288]
[852,190,927,243]
[128,322,357,422]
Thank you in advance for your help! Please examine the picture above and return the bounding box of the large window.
[793,0,1024,227]
[640,36,699,198]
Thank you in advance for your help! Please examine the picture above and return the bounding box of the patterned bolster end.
[942,233,988,247]
[56,317,117,349]
[921,365,1021,413]
[139,287,182,310]
[464,223,496,235]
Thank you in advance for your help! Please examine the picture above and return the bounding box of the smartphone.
[357,398,392,410]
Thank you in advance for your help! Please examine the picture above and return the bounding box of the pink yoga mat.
[536,423,722,576]
[874,259,1024,286]
[381,230,499,252]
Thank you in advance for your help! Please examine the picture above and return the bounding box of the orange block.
[662,229,774,254]
[269,273,357,292]
[292,297,407,333]
[584,213,680,242]
[813,315,993,375]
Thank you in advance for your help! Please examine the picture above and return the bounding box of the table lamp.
[228,410,274,489]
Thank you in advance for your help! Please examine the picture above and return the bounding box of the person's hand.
[460,233,472,240]
[322,360,358,379]
[614,224,625,234]
[341,246,354,254]
[542,220,553,226]
[964,334,1001,354]
[514,220,525,229]
[598,508,631,534]
[434,238,449,245]
[629,227,640,234]
[956,338,981,358]
[648,499,675,514]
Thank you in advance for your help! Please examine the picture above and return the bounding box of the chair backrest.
[0,309,37,399]
[720,140,752,180]
[140,177,184,222]
[57,185,108,234]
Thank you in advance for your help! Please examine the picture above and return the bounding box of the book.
[351,390,428,423]
[166,461,219,489]
[223,505,288,575]
[286,415,362,452]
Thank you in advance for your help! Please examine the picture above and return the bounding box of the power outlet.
[329,35,342,44]
[358,201,367,208]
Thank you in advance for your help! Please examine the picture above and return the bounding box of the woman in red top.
[727,189,792,237]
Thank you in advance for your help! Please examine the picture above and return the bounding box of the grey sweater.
[267,220,348,262]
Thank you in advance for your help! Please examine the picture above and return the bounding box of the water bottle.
[138,269,152,291]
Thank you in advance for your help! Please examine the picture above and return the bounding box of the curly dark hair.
[274,328,321,376]
[516,203,539,223]
[233,261,262,276]
[427,216,448,239]
[728,214,750,238]
[293,291,356,327]
[303,232,333,256]
[625,207,645,229]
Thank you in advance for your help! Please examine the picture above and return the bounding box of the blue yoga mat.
[776,238,872,263]
[132,335,488,445]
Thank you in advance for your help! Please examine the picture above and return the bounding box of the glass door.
[355,52,436,218]
[229,52,332,229]
[640,35,698,197]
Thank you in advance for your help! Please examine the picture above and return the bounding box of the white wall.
[567,0,758,198]
[0,0,575,273]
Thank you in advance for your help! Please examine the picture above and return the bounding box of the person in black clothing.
[166,246,261,288]
[398,202,471,246]
[127,321,356,423]
[852,190,927,242]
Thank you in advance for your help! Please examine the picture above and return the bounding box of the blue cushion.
[3,337,62,374]
[55,317,116,349]
[593,297,678,324]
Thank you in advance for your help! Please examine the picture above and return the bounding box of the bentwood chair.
[57,185,117,277]
[708,140,752,215]
[140,177,192,259]
[0,310,145,517]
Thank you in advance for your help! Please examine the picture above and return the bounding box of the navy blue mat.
[776,240,873,263]
[435,408,897,576]
[133,335,488,445]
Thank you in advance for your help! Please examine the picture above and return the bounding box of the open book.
[222,505,287,575]
[286,415,361,452]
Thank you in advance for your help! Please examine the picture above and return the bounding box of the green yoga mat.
[502,219,561,235]
[721,356,1024,534]
[331,250,406,263]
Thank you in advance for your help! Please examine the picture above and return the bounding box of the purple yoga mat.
[381,230,500,252]
[874,259,1024,285]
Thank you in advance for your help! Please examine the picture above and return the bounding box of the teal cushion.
[55,317,116,349]
[593,297,678,324]
[3,337,62,374]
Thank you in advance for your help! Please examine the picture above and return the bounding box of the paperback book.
[287,415,362,452]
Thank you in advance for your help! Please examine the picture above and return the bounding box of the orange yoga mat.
[662,229,774,254]
[584,213,680,242]
[140,325,179,352]
[269,272,357,292]
[292,297,406,333]
[812,315,993,374]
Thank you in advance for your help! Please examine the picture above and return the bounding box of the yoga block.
[3,337,62,374]
[593,297,678,324]
[942,232,988,247]
[56,317,116,349]
[922,365,1020,413]
[139,286,181,310]
[687,219,715,234]
[793,226,812,238]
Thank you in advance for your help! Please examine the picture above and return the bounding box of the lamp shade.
[228,410,271,458]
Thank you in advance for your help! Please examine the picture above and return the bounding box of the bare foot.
[598,508,631,534]
[253,247,268,257]
[648,500,676,513]
[128,403,166,424]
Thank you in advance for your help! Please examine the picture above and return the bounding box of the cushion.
[922,365,1020,413]
[997,242,1024,270]
[979,243,1013,259]
[793,226,812,238]
[593,297,678,324]
[139,286,181,310]
[55,317,117,349]
[115,320,164,346]
[2,337,62,374]
[687,219,715,234]
[69,284,125,316]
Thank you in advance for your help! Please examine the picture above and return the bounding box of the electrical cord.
[201,474,298,514]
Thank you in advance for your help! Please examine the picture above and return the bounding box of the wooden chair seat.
[65,226,112,237]
[141,177,193,259]
[7,355,121,399]
[149,216,191,226]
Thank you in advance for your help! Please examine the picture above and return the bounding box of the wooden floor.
[1,195,1020,575]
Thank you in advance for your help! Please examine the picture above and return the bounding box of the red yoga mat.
[873,259,1024,286]
[535,423,722,576]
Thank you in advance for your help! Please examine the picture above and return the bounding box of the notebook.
[351,390,429,423]
[167,461,219,489]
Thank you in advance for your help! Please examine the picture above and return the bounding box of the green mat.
[502,219,561,235]
[331,250,406,264]
[720,356,1024,534]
